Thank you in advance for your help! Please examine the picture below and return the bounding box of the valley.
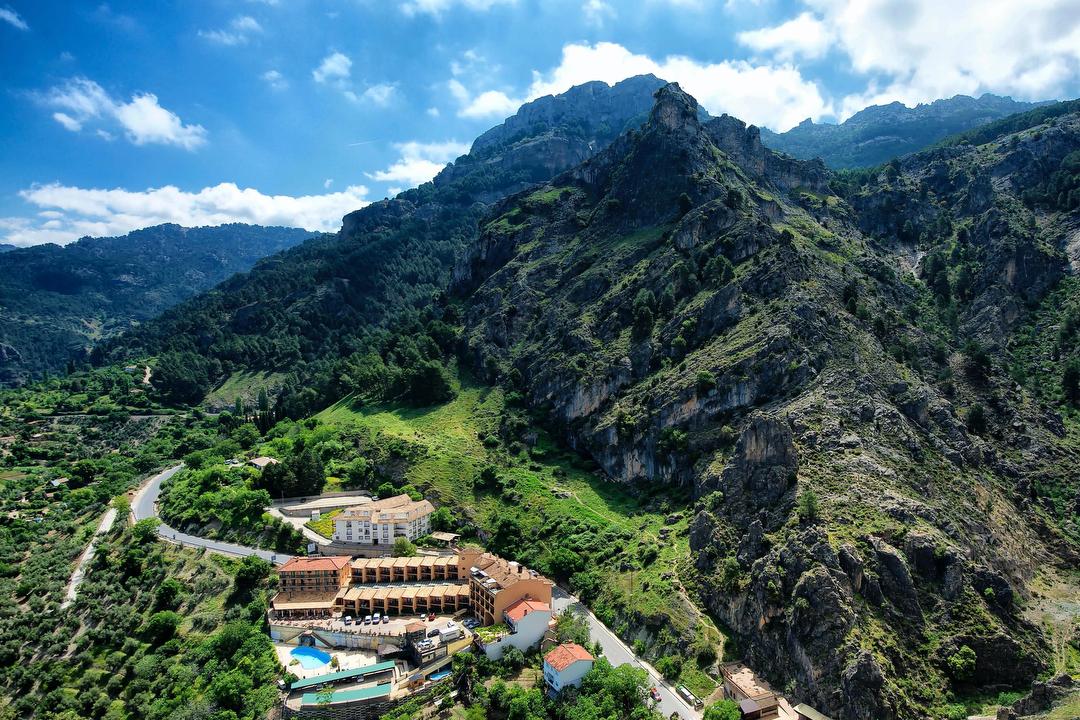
[1,66,1078,720]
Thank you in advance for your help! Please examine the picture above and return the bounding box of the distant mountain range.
[760,93,1047,168]
[0,223,313,384]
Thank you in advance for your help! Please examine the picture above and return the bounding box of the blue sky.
[1,0,1078,246]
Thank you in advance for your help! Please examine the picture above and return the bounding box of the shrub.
[946,645,977,682]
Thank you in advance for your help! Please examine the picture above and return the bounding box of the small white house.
[480,598,552,660]
[543,642,594,694]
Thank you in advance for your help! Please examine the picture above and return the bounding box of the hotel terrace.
[271,548,553,626]
[332,494,435,544]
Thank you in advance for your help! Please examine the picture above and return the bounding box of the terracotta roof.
[504,598,550,622]
[278,556,351,572]
[338,494,435,522]
[544,643,593,672]
[249,456,279,468]
[469,552,553,593]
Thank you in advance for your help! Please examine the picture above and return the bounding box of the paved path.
[61,506,118,609]
[268,507,331,546]
[552,587,703,720]
[131,464,293,565]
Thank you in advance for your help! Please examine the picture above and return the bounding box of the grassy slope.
[316,375,722,697]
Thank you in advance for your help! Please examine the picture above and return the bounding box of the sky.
[1,0,1078,246]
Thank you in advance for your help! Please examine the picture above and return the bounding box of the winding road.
[128,466,702,717]
[552,587,703,720]
[130,464,293,565]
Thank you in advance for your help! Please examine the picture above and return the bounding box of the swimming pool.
[290,646,332,670]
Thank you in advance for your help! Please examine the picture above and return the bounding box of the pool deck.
[274,643,379,680]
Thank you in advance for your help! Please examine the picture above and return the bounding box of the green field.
[316,376,722,693]
[305,508,341,538]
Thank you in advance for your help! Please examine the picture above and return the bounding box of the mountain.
[103,74,669,409]
[761,93,1045,168]
[0,223,313,384]
[451,85,1080,718]
[96,80,1080,717]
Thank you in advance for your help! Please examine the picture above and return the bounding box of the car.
[343,616,353,625]
[649,687,661,702]
[373,613,381,623]
[427,613,436,621]
[363,615,372,625]
[382,615,390,624]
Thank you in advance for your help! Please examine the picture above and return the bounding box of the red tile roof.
[544,642,593,672]
[504,598,550,623]
[278,556,351,572]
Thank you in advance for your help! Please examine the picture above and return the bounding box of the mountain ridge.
[761,93,1049,168]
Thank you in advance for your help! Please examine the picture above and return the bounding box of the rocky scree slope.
[452,84,1080,718]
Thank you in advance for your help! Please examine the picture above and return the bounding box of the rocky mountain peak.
[647,82,700,135]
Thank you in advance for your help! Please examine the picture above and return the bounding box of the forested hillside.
[78,79,1080,719]
[760,93,1043,168]
[0,223,312,385]
[101,75,669,414]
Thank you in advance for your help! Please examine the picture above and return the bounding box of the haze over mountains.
[0,223,312,384]
[760,93,1045,168]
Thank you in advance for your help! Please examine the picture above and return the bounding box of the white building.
[332,494,434,545]
[543,642,594,694]
[479,598,553,660]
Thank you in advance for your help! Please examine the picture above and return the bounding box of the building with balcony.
[272,555,353,619]
[476,598,553,660]
[333,494,434,545]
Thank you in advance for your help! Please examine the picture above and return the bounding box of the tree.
[797,488,820,523]
[704,700,741,720]
[143,611,181,644]
[430,506,454,531]
[399,360,455,406]
[290,448,326,495]
[1063,360,1080,405]
[966,404,987,435]
[393,537,417,557]
[655,655,683,681]
[963,341,992,383]
[232,423,260,450]
[946,645,977,682]
[377,482,396,499]
[154,578,184,611]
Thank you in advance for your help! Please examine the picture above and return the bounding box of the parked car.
[649,687,661,702]
[343,616,353,625]
[373,613,381,624]
[382,615,390,624]
[427,613,435,621]
[363,615,372,625]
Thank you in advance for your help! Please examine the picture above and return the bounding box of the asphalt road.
[552,586,702,720]
[131,464,293,565]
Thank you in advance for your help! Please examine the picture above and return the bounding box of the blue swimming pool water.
[291,646,332,670]
[429,671,451,681]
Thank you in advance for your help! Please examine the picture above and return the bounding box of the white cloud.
[401,0,516,16]
[198,15,262,45]
[359,83,397,106]
[774,0,1080,118]
[583,0,616,26]
[41,77,207,150]
[426,106,441,117]
[324,178,334,189]
[448,78,521,119]
[52,112,81,132]
[313,51,352,84]
[0,5,28,30]
[2,182,371,246]
[524,42,831,131]
[736,12,833,61]
[366,140,470,187]
[262,69,288,90]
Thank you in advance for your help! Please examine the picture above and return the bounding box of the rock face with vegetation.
[451,84,1080,718]
[105,76,668,412]
[0,223,312,385]
[761,93,1044,168]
